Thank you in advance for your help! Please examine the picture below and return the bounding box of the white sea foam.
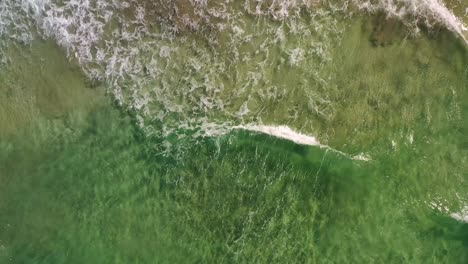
[451,206,468,223]
[204,123,371,161]
[235,125,322,146]
[0,0,465,157]
[429,200,468,223]
[356,0,468,44]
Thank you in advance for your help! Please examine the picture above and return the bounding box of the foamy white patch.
[288,47,305,66]
[353,153,372,161]
[236,125,322,146]
[391,139,397,149]
[204,124,371,161]
[451,206,468,223]
[429,200,468,223]
[408,131,414,144]
[0,1,36,44]
[429,200,451,213]
[356,0,468,44]
[239,125,371,161]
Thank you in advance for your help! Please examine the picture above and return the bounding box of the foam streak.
[230,124,371,161]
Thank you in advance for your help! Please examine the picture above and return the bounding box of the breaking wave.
[0,0,466,150]
[355,0,467,42]
[204,123,372,160]
[451,206,468,223]
[1,0,466,223]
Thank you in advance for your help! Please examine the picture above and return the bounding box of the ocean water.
[0,0,467,263]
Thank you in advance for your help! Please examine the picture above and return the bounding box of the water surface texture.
[0,0,467,263]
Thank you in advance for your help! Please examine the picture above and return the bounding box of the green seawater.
[0,13,467,264]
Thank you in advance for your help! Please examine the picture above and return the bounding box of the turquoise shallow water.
[0,1,468,263]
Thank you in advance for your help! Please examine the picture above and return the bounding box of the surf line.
[429,200,468,223]
[451,206,468,223]
[355,0,468,45]
[422,0,468,44]
[226,124,371,161]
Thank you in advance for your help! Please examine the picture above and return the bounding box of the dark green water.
[1,5,467,264]
[1,103,467,263]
